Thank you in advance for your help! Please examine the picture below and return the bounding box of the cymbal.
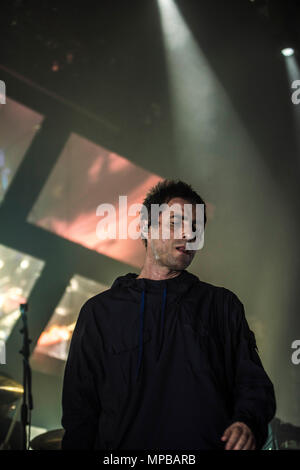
[30,429,65,450]
[0,376,23,404]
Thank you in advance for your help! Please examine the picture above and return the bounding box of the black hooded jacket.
[61,270,276,450]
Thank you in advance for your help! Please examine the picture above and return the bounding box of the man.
[61,179,276,450]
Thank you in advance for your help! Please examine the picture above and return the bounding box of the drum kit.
[29,428,65,450]
[0,305,65,450]
[0,375,64,450]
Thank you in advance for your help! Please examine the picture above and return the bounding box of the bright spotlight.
[20,259,30,270]
[281,48,295,57]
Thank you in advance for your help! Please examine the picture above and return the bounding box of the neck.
[137,257,182,281]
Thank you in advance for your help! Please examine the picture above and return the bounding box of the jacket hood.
[111,269,199,295]
[111,270,200,382]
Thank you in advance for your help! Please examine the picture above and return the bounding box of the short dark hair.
[140,179,207,247]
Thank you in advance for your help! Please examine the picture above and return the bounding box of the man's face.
[146,197,201,270]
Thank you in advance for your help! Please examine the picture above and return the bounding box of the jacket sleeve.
[61,300,102,449]
[226,292,276,450]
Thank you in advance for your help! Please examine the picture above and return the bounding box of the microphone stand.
[19,303,33,450]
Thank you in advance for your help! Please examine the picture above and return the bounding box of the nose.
[182,221,196,241]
